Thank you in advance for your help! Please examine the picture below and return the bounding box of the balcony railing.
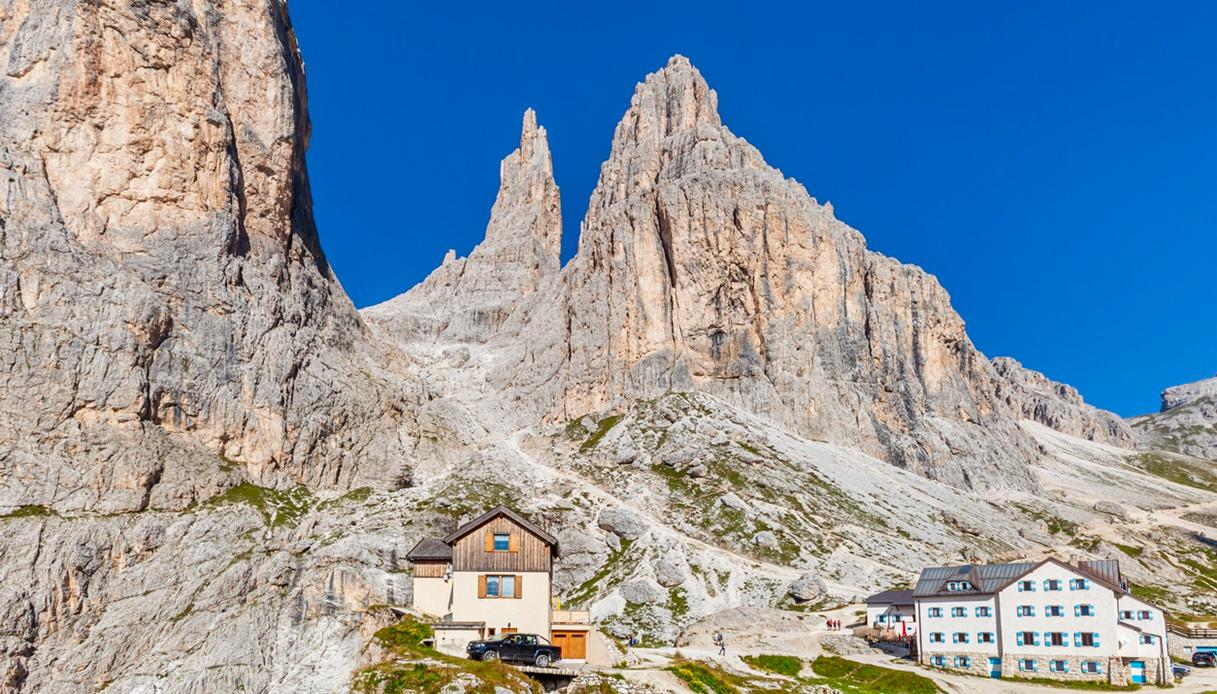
[552,609,590,624]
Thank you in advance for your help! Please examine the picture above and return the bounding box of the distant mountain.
[1130,375,1217,460]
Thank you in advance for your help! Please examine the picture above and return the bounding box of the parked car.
[466,633,561,667]
[1193,651,1215,668]
[1173,664,1191,679]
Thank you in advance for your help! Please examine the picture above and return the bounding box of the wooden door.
[501,628,518,635]
[551,630,587,659]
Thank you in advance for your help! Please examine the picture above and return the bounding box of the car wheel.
[481,650,498,662]
[535,653,550,668]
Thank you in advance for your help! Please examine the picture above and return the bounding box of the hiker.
[718,636,727,657]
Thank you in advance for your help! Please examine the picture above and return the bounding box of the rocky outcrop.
[364,109,561,343]
[1131,375,1217,460]
[479,56,1042,491]
[991,357,1136,446]
[0,0,420,514]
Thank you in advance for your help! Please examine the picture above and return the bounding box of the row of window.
[1014,604,1097,617]
[1016,631,1100,647]
[927,604,1097,618]
[928,657,1103,674]
[1019,659,1103,674]
[1016,578,1090,592]
[928,632,995,644]
[926,606,991,618]
[1120,609,1156,621]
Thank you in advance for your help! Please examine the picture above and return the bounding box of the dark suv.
[466,633,561,667]
[1193,652,1215,668]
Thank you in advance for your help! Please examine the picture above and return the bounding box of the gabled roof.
[1077,559,1121,587]
[441,505,559,552]
[913,561,1038,597]
[406,537,452,561]
[865,589,915,605]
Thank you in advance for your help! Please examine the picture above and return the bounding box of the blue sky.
[290,1,1215,417]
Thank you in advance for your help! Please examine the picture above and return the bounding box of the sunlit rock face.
[0,0,422,514]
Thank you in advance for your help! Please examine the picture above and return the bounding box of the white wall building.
[914,558,1169,685]
[864,589,918,636]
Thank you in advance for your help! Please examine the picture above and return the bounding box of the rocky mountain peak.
[621,55,722,143]
[364,109,561,342]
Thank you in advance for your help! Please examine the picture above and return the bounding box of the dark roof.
[913,556,1149,603]
[865,589,915,605]
[913,561,1037,597]
[406,537,452,562]
[442,505,559,552]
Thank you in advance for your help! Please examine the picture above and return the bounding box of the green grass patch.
[316,486,372,512]
[1114,543,1144,558]
[581,414,624,451]
[810,656,939,694]
[416,479,520,518]
[200,482,314,528]
[742,654,802,677]
[668,659,746,694]
[352,615,535,694]
[1,505,57,519]
[1129,452,1217,493]
[1128,581,1172,605]
[668,586,689,619]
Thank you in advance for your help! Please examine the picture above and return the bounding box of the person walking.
[718,635,727,657]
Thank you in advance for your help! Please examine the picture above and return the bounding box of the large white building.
[913,557,1169,685]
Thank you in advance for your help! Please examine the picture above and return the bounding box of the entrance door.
[501,628,518,636]
[989,657,1002,678]
[551,630,588,659]
[1129,660,1146,684]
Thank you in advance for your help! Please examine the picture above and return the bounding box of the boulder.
[598,507,649,541]
[787,573,826,603]
[655,557,688,588]
[619,578,666,605]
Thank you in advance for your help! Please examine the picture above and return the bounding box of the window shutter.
[1092,633,1100,647]
[509,533,519,553]
[1042,579,1049,591]
[485,532,494,552]
[1017,582,1023,592]
[515,575,523,598]
[1016,632,1024,646]
[478,575,488,598]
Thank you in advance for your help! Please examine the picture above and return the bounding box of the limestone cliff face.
[1130,375,1217,460]
[991,357,1136,446]
[364,109,562,343]
[480,57,1043,490]
[0,0,419,513]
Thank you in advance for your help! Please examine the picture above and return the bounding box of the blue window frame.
[1082,660,1102,674]
[1019,659,1037,672]
[977,632,995,643]
[928,607,943,618]
[1069,578,1090,590]
[1050,660,1069,673]
[953,632,969,644]
[1017,605,1036,617]
[930,632,945,643]
[932,656,946,667]
[1046,605,1064,617]
[975,606,992,617]
[493,533,510,551]
[955,656,971,668]
[1075,604,1095,617]
[951,607,966,617]
[1043,579,1062,591]
[1017,580,1036,592]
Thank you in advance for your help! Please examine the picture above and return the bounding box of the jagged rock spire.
[365,109,562,342]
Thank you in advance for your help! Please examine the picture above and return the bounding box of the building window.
[1020,659,1037,672]
[876,615,887,624]
[1046,632,1066,646]
[952,632,969,644]
[1076,632,1098,647]
[931,656,945,667]
[1137,610,1152,620]
[1140,634,1155,645]
[977,632,995,643]
[975,606,992,617]
[1069,578,1090,590]
[946,581,974,592]
[1016,631,1039,646]
[1050,660,1069,673]
[1018,580,1036,592]
[480,574,520,599]
[1046,605,1064,617]
[493,533,511,551]
[1081,660,1102,674]
[928,607,943,618]
[1043,579,1062,591]
[1076,604,1095,617]
[1016,605,1036,617]
[929,632,945,643]
[951,607,966,617]
[1120,610,1134,620]
[955,656,971,668]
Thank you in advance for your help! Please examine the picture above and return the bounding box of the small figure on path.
[718,636,727,656]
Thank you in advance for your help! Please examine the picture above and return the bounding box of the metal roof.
[1078,559,1122,588]
[406,537,452,561]
[865,589,915,605]
[913,561,1038,597]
